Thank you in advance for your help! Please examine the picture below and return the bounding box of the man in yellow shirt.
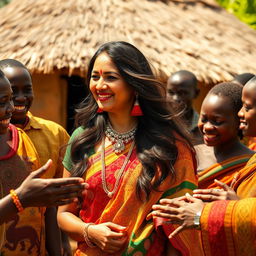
[24,111,69,179]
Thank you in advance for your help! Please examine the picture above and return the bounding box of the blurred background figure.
[167,70,202,144]
[232,72,255,86]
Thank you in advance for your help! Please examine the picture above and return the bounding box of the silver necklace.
[101,136,135,198]
[105,121,137,154]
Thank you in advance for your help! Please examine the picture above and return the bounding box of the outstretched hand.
[193,179,240,202]
[16,159,88,208]
[148,194,204,238]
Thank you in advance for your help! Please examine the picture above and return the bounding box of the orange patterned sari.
[201,198,256,256]
[198,154,253,190]
[232,153,256,198]
[73,139,199,256]
[200,154,256,256]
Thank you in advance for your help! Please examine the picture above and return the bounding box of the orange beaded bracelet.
[10,189,24,212]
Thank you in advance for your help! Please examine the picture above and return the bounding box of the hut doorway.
[63,75,89,134]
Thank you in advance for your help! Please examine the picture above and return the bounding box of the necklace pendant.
[107,191,114,198]
[114,140,125,153]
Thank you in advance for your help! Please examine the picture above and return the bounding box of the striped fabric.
[233,154,256,198]
[74,138,199,256]
[201,198,256,256]
[198,155,253,190]
[200,154,256,256]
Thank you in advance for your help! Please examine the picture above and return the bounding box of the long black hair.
[70,41,193,200]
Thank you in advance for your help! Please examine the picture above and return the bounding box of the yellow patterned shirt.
[24,112,70,178]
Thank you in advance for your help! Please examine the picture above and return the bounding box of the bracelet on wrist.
[83,223,96,248]
[193,211,201,230]
[10,189,24,212]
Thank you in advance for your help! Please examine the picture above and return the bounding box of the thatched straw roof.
[0,0,255,84]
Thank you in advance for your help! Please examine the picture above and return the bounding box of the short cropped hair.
[0,59,31,78]
[208,82,243,114]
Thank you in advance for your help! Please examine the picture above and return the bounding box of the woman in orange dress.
[57,41,201,256]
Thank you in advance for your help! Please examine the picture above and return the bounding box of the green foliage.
[0,0,11,8]
[216,0,256,29]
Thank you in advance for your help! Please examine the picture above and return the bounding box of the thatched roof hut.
[0,0,255,83]
[0,0,255,128]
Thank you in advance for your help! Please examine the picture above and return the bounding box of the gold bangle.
[83,223,96,248]
[10,189,24,212]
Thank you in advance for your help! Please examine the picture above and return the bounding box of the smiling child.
[196,82,254,191]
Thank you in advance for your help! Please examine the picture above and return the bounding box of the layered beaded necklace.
[101,121,137,198]
[105,121,137,154]
[101,137,135,198]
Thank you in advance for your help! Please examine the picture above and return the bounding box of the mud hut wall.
[30,73,67,127]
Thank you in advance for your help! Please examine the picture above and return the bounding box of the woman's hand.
[88,222,127,254]
[16,159,88,208]
[150,194,204,238]
[193,179,240,201]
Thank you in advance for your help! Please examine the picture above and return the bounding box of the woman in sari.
[57,41,200,255]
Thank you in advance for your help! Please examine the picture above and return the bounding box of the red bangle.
[10,189,24,212]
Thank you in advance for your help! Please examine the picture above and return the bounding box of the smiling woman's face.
[89,52,135,116]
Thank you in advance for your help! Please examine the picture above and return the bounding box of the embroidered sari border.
[162,181,197,198]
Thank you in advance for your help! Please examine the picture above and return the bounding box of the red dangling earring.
[131,95,143,116]
[97,108,103,113]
